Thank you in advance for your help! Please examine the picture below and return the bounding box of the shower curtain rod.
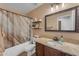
[0,7,33,19]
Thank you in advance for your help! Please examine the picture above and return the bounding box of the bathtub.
[3,41,35,56]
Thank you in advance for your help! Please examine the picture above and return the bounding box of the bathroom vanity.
[35,38,79,56]
[44,44,67,56]
[36,42,71,56]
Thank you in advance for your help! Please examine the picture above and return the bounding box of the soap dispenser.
[60,35,64,42]
[59,35,64,44]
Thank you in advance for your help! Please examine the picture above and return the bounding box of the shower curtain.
[0,9,32,49]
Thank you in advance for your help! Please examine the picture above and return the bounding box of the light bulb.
[56,5,58,9]
[51,7,54,11]
[62,3,65,8]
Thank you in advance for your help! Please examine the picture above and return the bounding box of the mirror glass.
[46,9,75,31]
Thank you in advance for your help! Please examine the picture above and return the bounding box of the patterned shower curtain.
[0,9,32,49]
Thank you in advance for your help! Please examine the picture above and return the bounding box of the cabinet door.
[36,42,44,56]
[44,46,65,56]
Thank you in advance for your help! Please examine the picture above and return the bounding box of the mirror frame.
[45,6,78,32]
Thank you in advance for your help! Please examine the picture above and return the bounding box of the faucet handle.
[53,36,59,41]
[60,35,63,38]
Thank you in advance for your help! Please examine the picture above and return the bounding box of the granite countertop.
[34,37,79,56]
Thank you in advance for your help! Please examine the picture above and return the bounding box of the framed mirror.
[45,8,76,32]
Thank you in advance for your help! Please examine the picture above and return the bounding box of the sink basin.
[47,41,63,46]
[47,41,64,51]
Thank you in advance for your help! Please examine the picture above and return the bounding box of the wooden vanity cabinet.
[44,46,65,56]
[36,42,72,56]
[36,42,44,56]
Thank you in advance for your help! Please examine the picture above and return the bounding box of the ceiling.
[0,3,43,15]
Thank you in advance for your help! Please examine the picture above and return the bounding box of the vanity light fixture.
[55,3,60,10]
[50,4,54,11]
[50,3,60,11]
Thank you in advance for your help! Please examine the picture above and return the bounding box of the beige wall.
[27,3,79,44]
